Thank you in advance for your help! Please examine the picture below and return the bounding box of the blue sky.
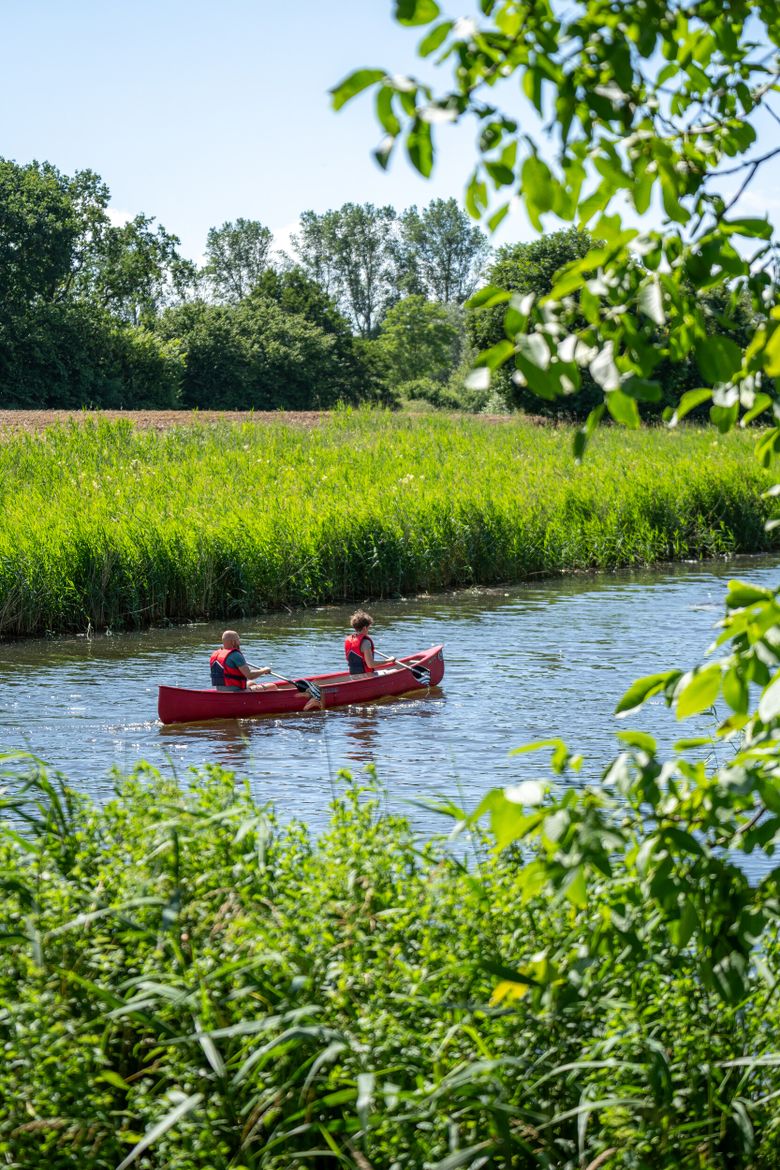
[3,0,508,260]
[3,1,778,264]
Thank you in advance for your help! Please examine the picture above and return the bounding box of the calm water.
[1,555,778,830]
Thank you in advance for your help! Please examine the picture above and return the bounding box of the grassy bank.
[1,760,778,1169]
[0,410,777,637]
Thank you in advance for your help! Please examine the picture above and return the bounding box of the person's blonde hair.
[350,609,373,632]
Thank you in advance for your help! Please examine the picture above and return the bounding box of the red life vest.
[210,647,247,689]
[345,632,375,674]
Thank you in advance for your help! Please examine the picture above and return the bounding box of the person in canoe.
[344,610,395,674]
[210,630,271,690]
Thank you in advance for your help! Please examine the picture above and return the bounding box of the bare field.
[0,409,327,433]
[0,409,522,434]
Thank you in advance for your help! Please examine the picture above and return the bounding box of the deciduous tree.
[203,218,274,303]
[292,203,400,337]
[399,196,490,302]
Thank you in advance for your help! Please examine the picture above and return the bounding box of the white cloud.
[106,207,133,228]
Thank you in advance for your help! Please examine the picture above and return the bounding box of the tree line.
[0,157,757,416]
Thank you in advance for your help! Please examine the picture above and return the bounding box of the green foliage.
[0,413,774,636]
[398,197,491,303]
[335,1,780,447]
[375,295,464,387]
[468,228,603,416]
[291,204,401,337]
[203,218,274,304]
[0,302,182,409]
[2,745,780,1170]
[156,296,360,411]
[77,213,196,325]
[0,158,191,407]
[0,158,79,309]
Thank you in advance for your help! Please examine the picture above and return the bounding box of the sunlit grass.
[0,409,776,636]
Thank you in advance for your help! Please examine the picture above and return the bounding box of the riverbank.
[0,410,777,637]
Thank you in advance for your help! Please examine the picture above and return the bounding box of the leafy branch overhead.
[332,0,780,451]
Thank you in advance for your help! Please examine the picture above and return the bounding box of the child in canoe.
[344,610,395,675]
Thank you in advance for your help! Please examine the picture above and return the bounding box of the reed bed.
[0,410,776,637]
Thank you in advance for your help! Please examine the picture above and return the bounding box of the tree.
[80,214,196,326]
[157,296,363,410]
[399,197,490,302]
[333,0,780,445]
[203,218,274,303]
[253,265,371,401]
[291,203,400,337]
[0,301,182,408]
[0,158,188,407]
[376,294,463,387]
[468,228,603,415]
[0,158,78,311]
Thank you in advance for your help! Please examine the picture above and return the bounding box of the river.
[1,555,778,832]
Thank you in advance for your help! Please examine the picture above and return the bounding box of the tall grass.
[1,760,778,1169]
[0,410,776,636]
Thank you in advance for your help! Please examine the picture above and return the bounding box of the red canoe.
[157,645,445,725]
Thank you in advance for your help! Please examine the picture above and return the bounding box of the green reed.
[0,409,776,636]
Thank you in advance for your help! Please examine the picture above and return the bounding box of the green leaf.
[605,389,640,427]
[616,729,657,752]
[376,87,401,136]
[722,217,773,239]
[373,138,395,169]
[407,118,434,176]
[487,202,510,232]
[563,865,588,907]
[674,736,715,750]
[695,335,742,384]
[725,580,773,608]
[522,155,554,228]
[741,393,772,427]
[676,664,722,718]
[759,672,780,723]
[721,668,749,715]
[710,402,740,433]
[418,19,453,55]
[573,403,606,461]
[478,339,515,369]
[637,276,665,325]
[467,284,511,309]
[616,671,677,715]
[395,0,440,25]
[764,323,780,377]
[621,376,661,403]
[116,1093,203,1170]
[666,388,711,426]
[330,69,386,111]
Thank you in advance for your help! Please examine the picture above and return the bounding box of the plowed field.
[0,410,326,432]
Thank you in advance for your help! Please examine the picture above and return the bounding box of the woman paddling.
[344,610,395,675]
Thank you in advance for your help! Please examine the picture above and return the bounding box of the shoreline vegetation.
[2,762,779,1168]
[0,409,777,639]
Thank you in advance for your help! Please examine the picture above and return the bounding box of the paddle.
[375,651,431,687]
[247,662,322,703]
